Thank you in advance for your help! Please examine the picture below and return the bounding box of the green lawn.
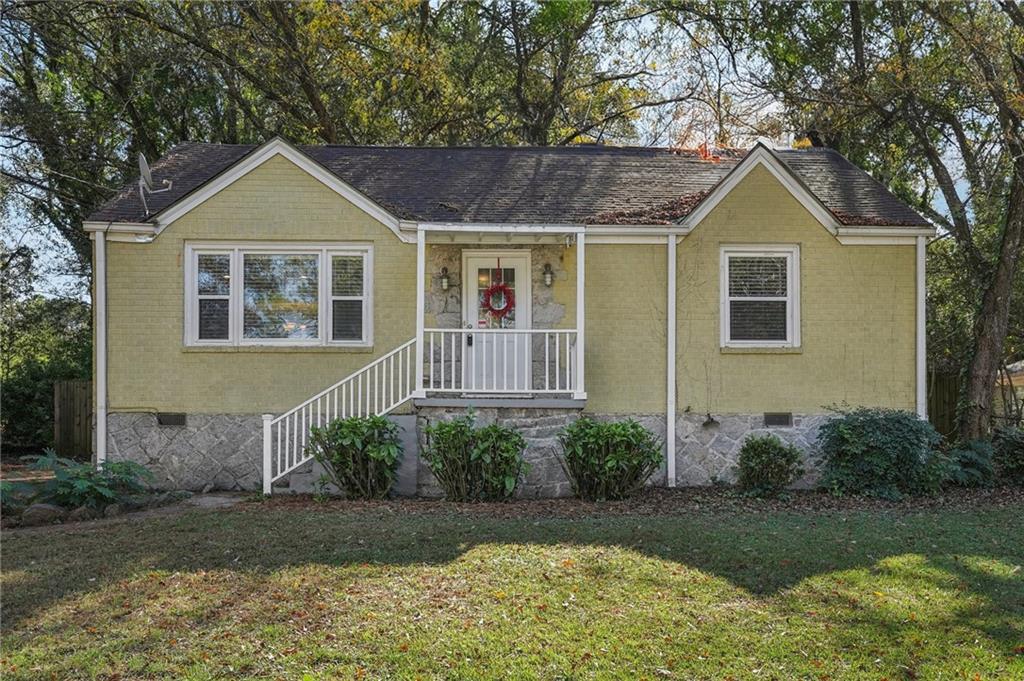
[2,496,1023,680]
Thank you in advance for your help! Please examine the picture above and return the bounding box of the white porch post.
[262,414,273,495]
[94,230,108,467]
[916,235,927,419]
[574,233,586,399]
[666,235,677,487]
[414,227,426,398]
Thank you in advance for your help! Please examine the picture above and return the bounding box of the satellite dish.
[138,152,154,190]
[136,152,172,215]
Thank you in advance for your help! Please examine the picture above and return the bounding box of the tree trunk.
[959,170,1024,439]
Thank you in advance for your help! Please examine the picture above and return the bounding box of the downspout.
[916,236,927,419]
[94,229,108,466]
[666,235,677,487]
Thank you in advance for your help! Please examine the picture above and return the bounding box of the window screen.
[196,254,230,340]
[331,255,365,341]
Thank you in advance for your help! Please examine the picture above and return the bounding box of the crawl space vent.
[763,412,793,428]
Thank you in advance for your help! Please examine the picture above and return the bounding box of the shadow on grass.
[3,502,1023,658]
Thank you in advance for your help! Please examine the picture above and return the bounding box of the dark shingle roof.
[87,142,929,228]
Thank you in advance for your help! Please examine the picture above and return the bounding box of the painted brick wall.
[584,244,668,413]
[103,156,916,418]
[106,155,416,414]
[676,164,917,413]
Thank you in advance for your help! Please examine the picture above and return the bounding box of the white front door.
[462,251,531,392]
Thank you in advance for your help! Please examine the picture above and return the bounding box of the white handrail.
[263,338,416,493]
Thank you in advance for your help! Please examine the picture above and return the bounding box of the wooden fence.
[927,371,960,438]
[53,379,92,459]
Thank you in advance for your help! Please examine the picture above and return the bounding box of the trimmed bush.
[558,417,661,501]
[20,449,153,510]
[736,434,805,498]
[993,427,1024,485]
[307,415,403,499]
[422,414,528,501]
[817,407,943,500]
[946,440,994,487]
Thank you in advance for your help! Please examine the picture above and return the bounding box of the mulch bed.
[249,485,1024,519]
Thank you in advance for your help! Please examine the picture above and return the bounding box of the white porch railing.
[263,329,583,493]
[423,328,578,395]
[262,338,416,494]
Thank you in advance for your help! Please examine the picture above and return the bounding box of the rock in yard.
[20,503,67,526]
[67,506,97,522]
[103,503,124,518]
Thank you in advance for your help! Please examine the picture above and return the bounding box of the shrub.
[422,414,528,501]
[817,407,943,500]
[993,427,1024,485]
[558,417,661,501]
[736,434,805,498]
[22,449,153,509]
[306,415,403,499]
[945,440,994,487]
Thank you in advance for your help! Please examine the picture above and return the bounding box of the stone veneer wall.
[425,244,569,329]
[106,409,830,495]
[415,407,583,498]
[674,413,828,487]
[416,409,827,496]
[107,413,262,491]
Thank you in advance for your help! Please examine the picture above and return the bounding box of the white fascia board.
[680,145,840,235]
[416,222,585,234]
[837,236,920,245]
[836,226,936,236]
[585,225,689,235]
[83,221,158,235]
[152,137,410,242]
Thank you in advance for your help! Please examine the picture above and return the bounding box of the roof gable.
[100,138,409,242]
[679,144,839,235]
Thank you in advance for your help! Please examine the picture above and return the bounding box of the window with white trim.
[720,245,800,347]
[186,243,372,346]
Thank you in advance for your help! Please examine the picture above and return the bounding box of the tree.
[1,0,708,270]
[741,0,1024,439]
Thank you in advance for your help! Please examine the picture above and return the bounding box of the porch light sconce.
[542,263,554,287]
[440,267,450,292]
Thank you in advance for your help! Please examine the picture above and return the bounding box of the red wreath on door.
[482,262,515,319]
[482,281,515,319]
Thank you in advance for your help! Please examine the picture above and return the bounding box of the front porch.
[261,224,588,493]
[413,224,587,401]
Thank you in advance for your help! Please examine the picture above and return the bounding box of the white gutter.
[93,230,108,466]
[916,236,928,418]
[837,226,936,237]
[666,235,677,487]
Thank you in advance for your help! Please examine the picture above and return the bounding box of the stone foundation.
[674,413,828,487]
[416,407,582,498]
[106,409,830,496]
[107,412,263,491]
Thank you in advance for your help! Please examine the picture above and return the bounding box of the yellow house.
[85,138,933,495]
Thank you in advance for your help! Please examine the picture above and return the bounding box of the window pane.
[243,254,319,339]
[332,300,363,341]
[332,256,364,296]
[729,256,787,297]
[197,254,230,295]
[198,299,229,340]
[730,300,788,341]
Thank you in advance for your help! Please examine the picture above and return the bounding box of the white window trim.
[184,241,373,348]
[719,244,801,348]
